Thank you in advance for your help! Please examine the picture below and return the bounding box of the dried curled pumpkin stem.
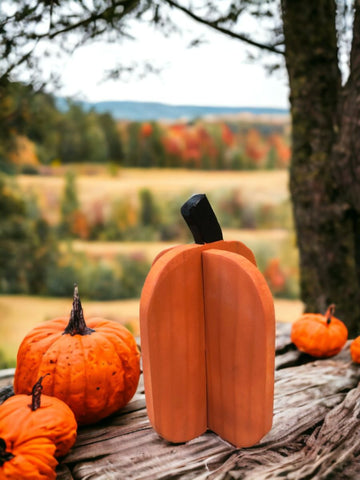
[63,284,95,336]
[0,438,14,465]
[325,304,336,325]
[30,374,49,411]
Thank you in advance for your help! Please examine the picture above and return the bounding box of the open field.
[17,168,289,224]
[18,168,289,200]
[67,228,291,262]
[0,295,303,367]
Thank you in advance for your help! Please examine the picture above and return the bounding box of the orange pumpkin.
[1,376,77,458]
[350,337,360,363]
[14,286,140,425]
[140,194,275,447]
[291,304,348,357]
[0,376,77,480]
[0,436,57,480]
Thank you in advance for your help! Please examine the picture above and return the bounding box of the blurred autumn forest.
[1,82,290,172]
[0,81,295,307]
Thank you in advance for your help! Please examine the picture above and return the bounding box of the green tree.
[139,188,160,228]
[60,170,79,236]
[0,175,58,293]
[98,113,124,164]
[125,122,142,167]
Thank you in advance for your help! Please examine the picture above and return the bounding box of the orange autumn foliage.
[8,135,39,166]
[245,129,268,163]
[71,210,90,239]
[264,258,286,293]
[140,122,153,138]
[269,133,291,167]
[221,123,235,146]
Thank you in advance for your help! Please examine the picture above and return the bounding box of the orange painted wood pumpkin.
[350,337,360,363]
[0,376,77,479]
[140,194,275,447]
[14,286,140,425]
[291,304,348,357]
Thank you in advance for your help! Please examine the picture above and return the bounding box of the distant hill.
[57,99,289,121]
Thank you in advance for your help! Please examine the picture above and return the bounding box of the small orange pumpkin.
[1,376,77,458]
[0,376,77,480]
[14,285,140,425]
[350,337,360,363]
[291,304,348,357]
[0,436,57,480]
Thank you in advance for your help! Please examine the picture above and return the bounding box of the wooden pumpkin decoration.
[1,376,77,457]
[350,337,360,363]
[0,376,77,480]
[291,304,348,357]
[140,194,275,447]
[14,286,140,425]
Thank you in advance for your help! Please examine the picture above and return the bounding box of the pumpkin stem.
[181,193,223,244]
[325,304,336,325]
[63,284,95,336]
[30,374,49,411]
[0,438,14,466]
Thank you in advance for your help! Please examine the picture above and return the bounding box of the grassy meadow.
[1,167,301,367]
[17,167,289,224]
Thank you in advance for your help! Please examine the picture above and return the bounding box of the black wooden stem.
[181,194,223,244]
[63,284,95,336]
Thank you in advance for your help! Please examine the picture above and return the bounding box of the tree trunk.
[281,0,360,336]
[332,1,360,303]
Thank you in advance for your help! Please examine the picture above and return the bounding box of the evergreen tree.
[59,170,80,237]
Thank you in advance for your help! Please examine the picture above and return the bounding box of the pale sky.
[52,9,290,108]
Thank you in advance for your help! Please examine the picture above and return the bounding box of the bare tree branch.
[163,0,285,55]
[44,0,141,40]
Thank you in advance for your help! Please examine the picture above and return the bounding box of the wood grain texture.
[202,250,275,447]
[140,240,258,443]
[140,244,207,443]
[2,324,360,479]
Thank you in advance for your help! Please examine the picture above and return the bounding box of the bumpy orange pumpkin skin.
[0,376,77,458]
[0,376,77,480]
[14,287,141,425]
[0,436,57,480]
[291,305,348,358]
[350,337,360,363]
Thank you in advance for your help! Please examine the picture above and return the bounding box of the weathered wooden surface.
[2,322,360,479]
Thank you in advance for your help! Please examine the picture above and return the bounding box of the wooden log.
[57,342,360,479]
[1,325,360,479]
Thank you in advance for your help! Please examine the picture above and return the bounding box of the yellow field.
[0,294,303,366]
[18,168,289,199]
[67,228,290,261]
[17,168,289,224]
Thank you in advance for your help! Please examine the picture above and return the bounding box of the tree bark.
[281,0,360,336]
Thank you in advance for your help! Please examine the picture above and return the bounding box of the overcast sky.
[53,10,290,108]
